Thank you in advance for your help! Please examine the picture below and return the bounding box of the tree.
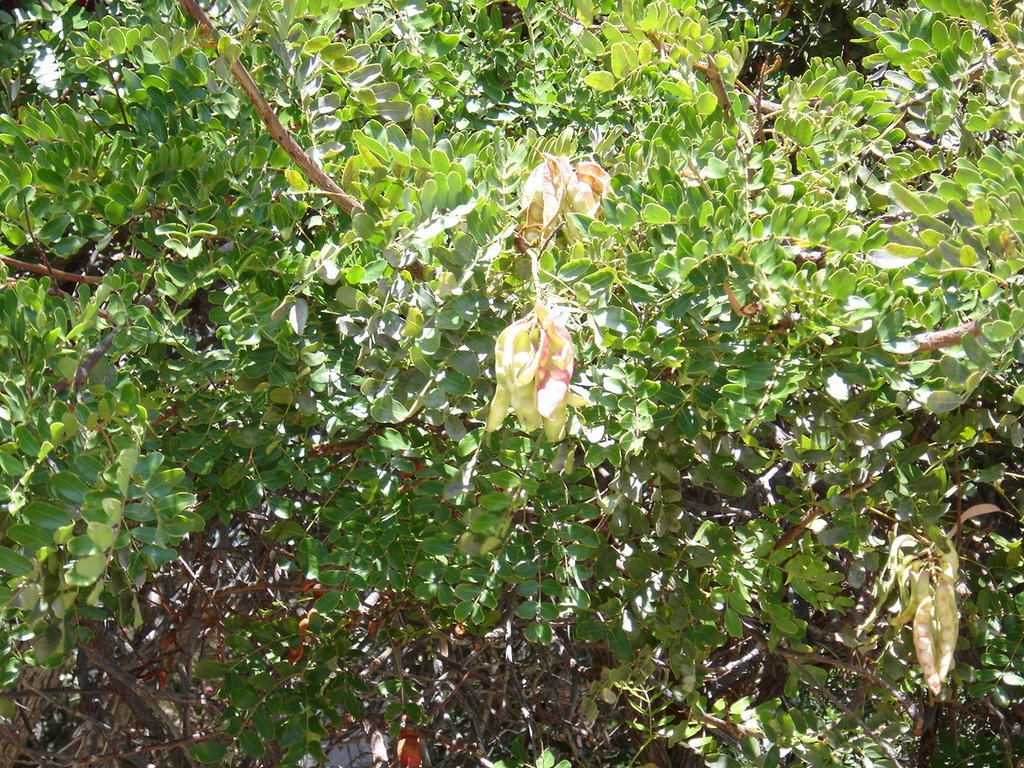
[0,0,1023,766]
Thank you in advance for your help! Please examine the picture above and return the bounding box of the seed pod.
[914,594,942,695]
[536,314,574,419]
[575,162,611,202]
[933,573,958,682]
[892,565,930,629]
[485,388,512,432]
[543,402,568,442]
[511,376,543,431]
[938,541,959,580]
[520,156,569,247]
[486,304,585,438]
[508,323,540,388]
[519,156,611,245]
[486,318,530,432]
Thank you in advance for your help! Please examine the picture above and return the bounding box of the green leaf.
[696,91,718,116]
[23,502,72,531]
[610,42,638,79]
[982,320,1015,343]
[7,524,51,551]
[525,621,553,645]
[0,546,33,576]
[593,306,639,335]
[889,183,929,215]
[377,100,412,122]
[642,203,672,225]
[194,660,230,678]
[926,390,961,413]
[724,608,743,637]
[584,71,617,92]
[369,395,411,424]
[71,554,108,585]
[284,169,309,192]
[868,249,916,269]
[51,473,89,504]
[304,35,331,54]
[239,729,264,758]
[188,742,228,764]
[578,29,604,56]
[86,522,116,549]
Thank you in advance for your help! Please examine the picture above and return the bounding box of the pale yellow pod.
[512,331,543,388]
[543,404,568,442]
[493,324,512,378]
[485,388,512,432]
[510,379,543,431]
[914,595,942,695]
[498,319,530,388]
[933,573,958,682]
[939,542,959,580]
[892,567,931,629]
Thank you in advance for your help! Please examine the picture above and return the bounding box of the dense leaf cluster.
[0,0,1023,766]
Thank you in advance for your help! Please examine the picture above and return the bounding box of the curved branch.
[179,0,364,215]
[913,320,980,353]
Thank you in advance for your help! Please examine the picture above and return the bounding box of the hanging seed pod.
[486,317,532,432]
[535,306,574,419]
[891,564,930,628]
[933,540,960,683]
[485,304,584,439]
[519,156,570,248]
[914,594,942,695]
[518,155,611,246]
[933,573,958,682]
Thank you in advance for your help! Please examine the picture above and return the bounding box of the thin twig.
[22,198,56,279]
[775,507,820,551]
[787,656,906,767]
[775,478,877,552]
[692,54,734,124]
[71,733,216,767]
[775,648,918,723]
[686,157,714,198]
[73,326,121,395]
[724,283,762,317]
[105,60,131,129]
[178,0,363,214]
[531,222,563,303]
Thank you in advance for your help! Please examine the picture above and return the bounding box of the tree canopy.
[1,0,1024,766]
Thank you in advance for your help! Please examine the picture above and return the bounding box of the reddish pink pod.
[536,315,574,418]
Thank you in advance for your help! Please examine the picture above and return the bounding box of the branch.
[72,734,216,768]
[178,0,363,215]
[1,255,102,285]
[774,479,877,552]
[53,326,122,396]
[912,320,980,353]
[786,656,906,768]
[775,648,918,722]
[724,283,763,318]
[691,54,734,125]
[773,505,823,551]
[74,326,121,395]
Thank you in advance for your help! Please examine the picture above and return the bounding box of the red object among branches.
[397,725,422,767]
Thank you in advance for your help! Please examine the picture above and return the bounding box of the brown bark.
[1,255,102,285]
[178,0,363,215]
[913,320,980,353]
[0,665,61,768]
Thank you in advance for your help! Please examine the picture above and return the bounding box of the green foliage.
[0,0,1023,766]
